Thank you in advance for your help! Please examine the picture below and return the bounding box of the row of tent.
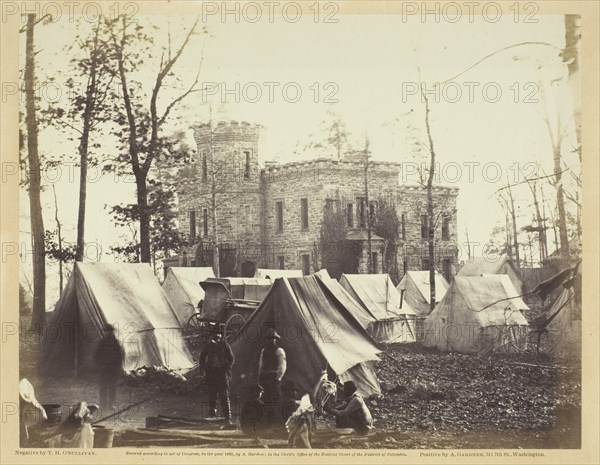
[43,256,579,398]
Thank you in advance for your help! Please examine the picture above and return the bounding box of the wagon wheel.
[186,313,206,332]
[224,314,246,341]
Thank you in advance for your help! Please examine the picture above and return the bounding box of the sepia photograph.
[1,1,598,463]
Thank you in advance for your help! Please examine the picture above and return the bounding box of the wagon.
[185,277,272,341]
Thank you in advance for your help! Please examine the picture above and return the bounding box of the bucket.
[93,426,114,448]
[42,404,62,425]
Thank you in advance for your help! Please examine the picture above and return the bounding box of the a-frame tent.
[162,266,215,327]
[458,255,524,295]
[44,263,194,375]
[339,274,417,344]
[424,275,529,354]
[397,271,450,317]
[229,275,382,398]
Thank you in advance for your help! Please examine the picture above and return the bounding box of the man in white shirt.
[258,328,287,403]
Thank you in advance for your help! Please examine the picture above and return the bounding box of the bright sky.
[19,10,579,307]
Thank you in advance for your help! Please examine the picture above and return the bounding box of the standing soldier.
[199,327,235,428]
[95,324,123,411]
[258,328,287,403]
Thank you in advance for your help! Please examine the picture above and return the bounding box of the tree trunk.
[136,173,151,263]
[364,137,372,274]
[422,90,437,312]
[209,127,220,277]
[25,14,46,331]
[554,143,570,258]
[52,185,64,294]
[564,15,581,155]
[529,182,546,262]
[506,181,520,267]
[75,31,99,262]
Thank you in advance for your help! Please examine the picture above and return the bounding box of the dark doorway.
[241,260,256,278]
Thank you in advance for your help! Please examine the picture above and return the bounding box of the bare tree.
[111,16,203,263]
[497,178,521,267]
[522,171,548,262]
[421,82,438,311]
[304,110,353,160]
[67,20,115,262]
[23,14,46,331]
[539,82,571,258]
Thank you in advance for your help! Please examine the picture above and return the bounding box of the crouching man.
[328,381,373,435]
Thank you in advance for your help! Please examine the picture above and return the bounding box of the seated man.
[240,385,267,437]
[328,381,373,435]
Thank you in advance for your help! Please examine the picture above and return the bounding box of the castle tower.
[179,121,263,276]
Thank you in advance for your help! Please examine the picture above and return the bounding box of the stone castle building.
[173,121,459,282]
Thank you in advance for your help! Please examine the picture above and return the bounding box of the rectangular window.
[276,201,284,233]
[244,150,251,179]
[442,214,450,241]
[443,258,452,283]
[403,258,408,275]
[347,203,354,228]
[372,252,378,273]
[422,258,431,271]
[301,254,311,276]
[325,198,334,212]
[401,213,407,241]
[421,215,429,240]
[202,153,207,182]
[202,208,208,236]
[357,197,366,228]
[277,255,285,270]
[369,201,376,220]
[189,210,196,239]
[300,198,309,230]
[245,205,252,234]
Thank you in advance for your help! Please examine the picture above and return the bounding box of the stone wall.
[177,121,264,271]
[260,158,401,273]
[396,185,459,281]
[174,121,459,279]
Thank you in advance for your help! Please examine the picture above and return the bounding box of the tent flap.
[230,276,381,398]
[45,263,194,374]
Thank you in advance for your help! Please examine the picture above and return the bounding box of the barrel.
[93,426,114,448]
[42,404,62,425]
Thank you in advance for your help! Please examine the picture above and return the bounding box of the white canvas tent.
[458,255,524,295]
[254,268,303,279]
[397,271,450,317]
[230,275,382,398]
[45,263,194,374]
[162,267,215,327]
[424,275,529,354]
[339,274,417,344]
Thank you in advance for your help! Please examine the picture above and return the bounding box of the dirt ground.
[20,330,581,449]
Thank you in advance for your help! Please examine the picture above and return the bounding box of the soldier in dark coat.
[258,328,287,404]
[95,324,123,410]
[199,328,235,427]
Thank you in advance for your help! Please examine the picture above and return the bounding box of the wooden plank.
[157,414,221,424]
